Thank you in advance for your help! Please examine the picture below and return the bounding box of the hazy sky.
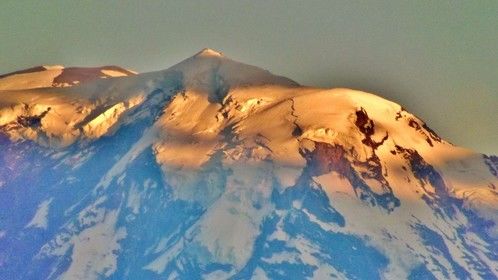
[1,1,496,154]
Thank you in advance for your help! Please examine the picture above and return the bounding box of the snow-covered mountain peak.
[166,49,299,100]
[194,48,224,58]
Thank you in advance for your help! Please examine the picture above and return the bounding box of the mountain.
[0,48,496,280]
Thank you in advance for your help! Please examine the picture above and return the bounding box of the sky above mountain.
[0,1,496,154]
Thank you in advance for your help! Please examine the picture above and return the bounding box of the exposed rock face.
[0,49,497,279]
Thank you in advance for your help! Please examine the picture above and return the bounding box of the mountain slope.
[0,49,497,279]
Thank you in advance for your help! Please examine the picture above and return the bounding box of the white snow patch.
[26,198,53,229]
[101,69,129,77]
[126,182,141,214]
[252,267,271,280]
[312,264,347,280]
[43,65,64,70]
[195,48,224,57]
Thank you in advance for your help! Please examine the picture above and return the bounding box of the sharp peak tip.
[194,48,225,58]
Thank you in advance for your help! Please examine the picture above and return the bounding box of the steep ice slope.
[0,49,496,279]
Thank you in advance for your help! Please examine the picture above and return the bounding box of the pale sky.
[0,1,496,154]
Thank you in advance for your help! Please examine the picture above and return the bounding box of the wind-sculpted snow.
[0,49,497,279]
